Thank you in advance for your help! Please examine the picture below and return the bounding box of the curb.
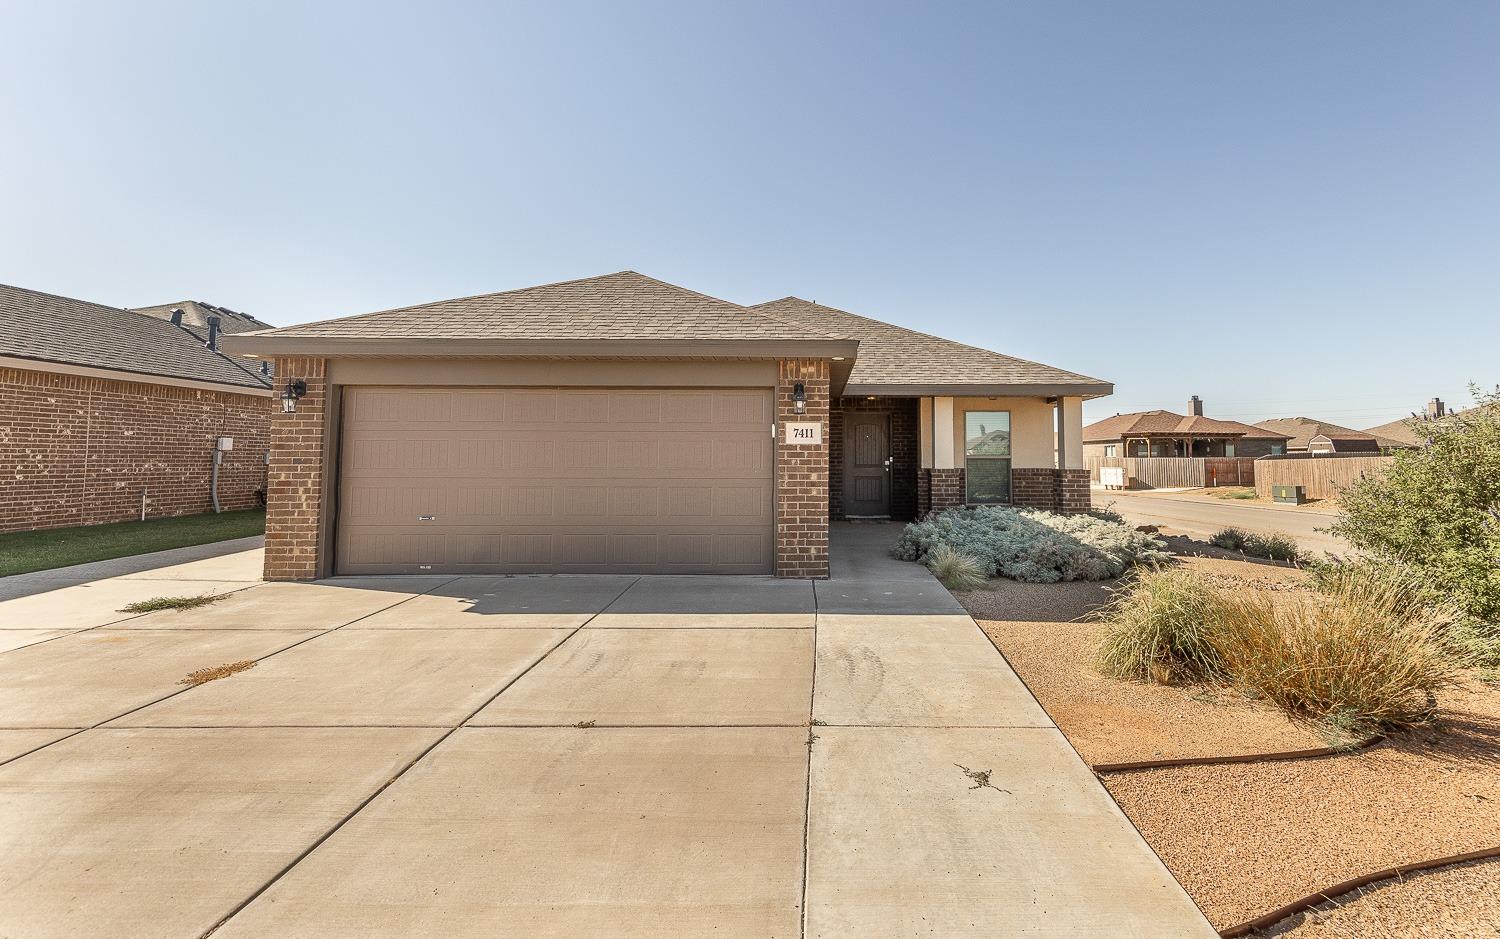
[1219,846,1500,937]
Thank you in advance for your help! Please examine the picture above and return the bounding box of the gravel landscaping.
[1263,856,1500,938]
[968,555,1323,765]
[954,546,1500,935]
[1102,692,1500,930]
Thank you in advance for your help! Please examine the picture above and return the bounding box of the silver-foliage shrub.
[892,506,1170,583]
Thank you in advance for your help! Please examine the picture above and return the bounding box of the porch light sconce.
[281,378,307,413]
[792,382,806,414]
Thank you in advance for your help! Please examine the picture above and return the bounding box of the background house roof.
[243,271,841,342]
[1363,417,1426,447]
[1252,417,1388,450]
[0,284,272,390]
[131,300,272,335]
[1084,410,1289,442]
[750,297,1111,396]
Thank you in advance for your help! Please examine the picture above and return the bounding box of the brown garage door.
[334,387,774,575]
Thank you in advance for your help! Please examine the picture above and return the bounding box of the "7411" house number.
[783,422,823,445]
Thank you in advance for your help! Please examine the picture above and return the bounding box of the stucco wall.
[950,396,1057,469]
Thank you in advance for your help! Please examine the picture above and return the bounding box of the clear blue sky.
[3,1,1496,427]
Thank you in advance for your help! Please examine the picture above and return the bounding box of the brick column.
[1058,468,1091,514]
[775,359,830,578]
[264,357,327,581]
[929,467,965,512]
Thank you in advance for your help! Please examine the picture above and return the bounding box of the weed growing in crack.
[955,763,1009,793]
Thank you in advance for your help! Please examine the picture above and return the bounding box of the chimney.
[169,308,184,326]
[206,315,221,352]
[1187,395,1204,417]
[1426,397,1445,420]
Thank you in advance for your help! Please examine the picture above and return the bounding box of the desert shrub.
[1210,527,1302,562]
[1212,565,1460,738]
[1312,558,1500,679]
[1210,527,1249,551]
[1095,568,1228,683]
[1333,384,1500,628]
[923,544,989,591]
[892,506,1169,583]
[1244,531,1302,563]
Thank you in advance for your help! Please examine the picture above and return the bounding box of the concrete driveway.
[0,527,1214,938]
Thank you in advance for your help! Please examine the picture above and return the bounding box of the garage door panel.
[336,387,775,575]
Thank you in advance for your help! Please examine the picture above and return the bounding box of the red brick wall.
[0,365,270,533]
[263,357,327,581]
[1008,468,1095,515]
[929,467,966,513]
[829,396,919,521]
[775,359,830,578]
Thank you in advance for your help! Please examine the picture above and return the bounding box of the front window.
[1104,444,1117,457]
[964,411,1011,503]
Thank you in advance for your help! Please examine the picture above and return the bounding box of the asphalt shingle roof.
[750,297,1109,393]
[1252,417,1382,450]
[252,271,840,342]
[0,284,271,390]
[131,300,273,335]
[1084,410,1289,442]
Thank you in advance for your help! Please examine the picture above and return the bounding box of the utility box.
[216,437,234,451]
[1272,484,1305,504]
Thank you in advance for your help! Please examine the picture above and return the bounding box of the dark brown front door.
[843,411,891,517]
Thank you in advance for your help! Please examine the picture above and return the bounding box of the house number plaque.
[783,422,823,445]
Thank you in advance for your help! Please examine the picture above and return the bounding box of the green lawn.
[0,509,265,577]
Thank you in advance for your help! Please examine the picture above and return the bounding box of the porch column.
[917,396,935,515]
[1056,396,1084,470]
[1054,395,1090,514]
[929,396,964,512]
[933,396,956,468]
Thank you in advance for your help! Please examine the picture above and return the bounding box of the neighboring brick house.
[0,284,274,533]
[224,271,1110,581]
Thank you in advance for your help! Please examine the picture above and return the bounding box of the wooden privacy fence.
[1088,456,1261,490]
[1254,455,1394,500]
[1203,457,1258,487]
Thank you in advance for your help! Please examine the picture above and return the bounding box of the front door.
[843,411,891,517]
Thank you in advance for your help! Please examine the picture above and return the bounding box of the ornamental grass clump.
[1095,567,1229,683]
[892,506,1168,583]
[1244,531,1303,563]
[1212,564,1459,739]
[1210,527,1249,551]
[922,544,989,592]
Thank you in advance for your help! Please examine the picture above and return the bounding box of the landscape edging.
[1217,846,1500,938]
[1091,734,1384,774]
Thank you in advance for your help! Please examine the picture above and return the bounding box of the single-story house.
[0,284,273,533]
[224,271,1111,580]
[1083,397,1291,459]
[1252,417,1409,454]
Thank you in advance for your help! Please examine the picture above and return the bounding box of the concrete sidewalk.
[0,524,1213,938]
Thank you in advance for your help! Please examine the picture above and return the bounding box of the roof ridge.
[262,270,650,334]
[0,282,130,317]
[753,296,1108,385]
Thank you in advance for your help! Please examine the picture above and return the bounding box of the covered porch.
[1122,433,1247,458]
[828,393,1089,520]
